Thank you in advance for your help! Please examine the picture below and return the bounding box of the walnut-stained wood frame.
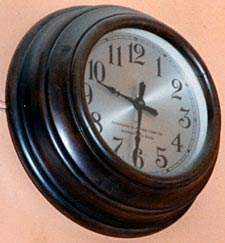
[6,5,221,238]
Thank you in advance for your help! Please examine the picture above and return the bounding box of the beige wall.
[0,1,224,242]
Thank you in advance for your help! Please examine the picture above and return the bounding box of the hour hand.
[141,104,158,116]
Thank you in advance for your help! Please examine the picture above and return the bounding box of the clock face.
[84,28,208,177]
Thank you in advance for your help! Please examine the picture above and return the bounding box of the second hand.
[132,81,146,169]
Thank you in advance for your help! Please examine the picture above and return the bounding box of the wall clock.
[6,5,221,238]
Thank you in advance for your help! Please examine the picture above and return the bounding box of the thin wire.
[0,100,6,112]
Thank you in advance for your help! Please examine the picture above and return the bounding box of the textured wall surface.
[0,1,224,242]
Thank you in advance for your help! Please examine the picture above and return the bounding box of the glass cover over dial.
[84,28,208,177]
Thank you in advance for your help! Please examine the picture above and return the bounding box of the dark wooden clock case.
[6,5,220,238]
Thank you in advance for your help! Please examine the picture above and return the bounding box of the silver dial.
[84,28,208,177]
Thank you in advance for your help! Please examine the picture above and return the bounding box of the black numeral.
[91,112,103,133]
[157,57,161,77]
[84,83,93,104]
[171,79,183,100]
[156,147,168,168]
[112,137,124,153]
[179,108,191,128]
[89,60,105,83]
[129,43,145,65]
[171,134,183,152]
[109,44,122,66]
[133,148,144,168]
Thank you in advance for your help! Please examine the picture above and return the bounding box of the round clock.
[6,5,221,238]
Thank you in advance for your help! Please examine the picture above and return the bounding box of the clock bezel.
[71,14,221,187]
[5,5,221,237]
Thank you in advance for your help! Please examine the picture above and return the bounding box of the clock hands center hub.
[97,81,158,117]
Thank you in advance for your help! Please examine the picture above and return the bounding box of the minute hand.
[98,82,158,117]
[98,82,134,103]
